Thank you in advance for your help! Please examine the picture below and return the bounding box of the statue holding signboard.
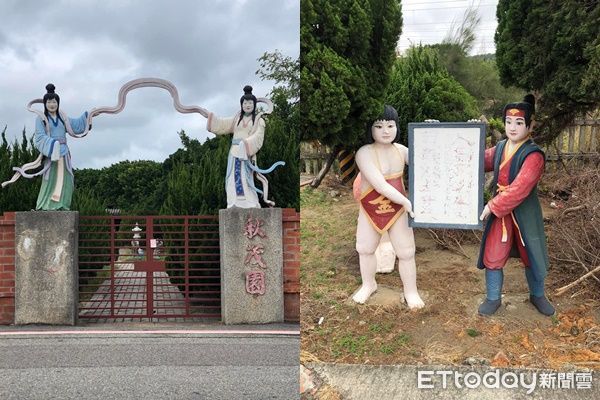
[353,105,424,309]
[477,95,555,316]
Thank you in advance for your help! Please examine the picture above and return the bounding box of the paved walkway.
[79,261,199,323]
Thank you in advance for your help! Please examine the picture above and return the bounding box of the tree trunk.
[309,145,341,189]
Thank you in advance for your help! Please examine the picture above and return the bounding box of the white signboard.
[408,122,485,229]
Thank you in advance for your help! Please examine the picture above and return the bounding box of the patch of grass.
[368,322,395,334]
[300,188,329,208]
[315,271,330,284]
[466,328,481,337]
[551,315,560,326]
[380,344,395,355]
[334,334,368,356]
[395,333,411,347]
[376,333,411,355]
[381,321,395,333]
[315,327,332,337]
[312,292,323,300]
[301,230,316,240]
[328,300,341,309]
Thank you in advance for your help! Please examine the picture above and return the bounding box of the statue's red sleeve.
[488,152,545,218]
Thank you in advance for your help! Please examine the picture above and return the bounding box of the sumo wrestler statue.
[353,105,424,309]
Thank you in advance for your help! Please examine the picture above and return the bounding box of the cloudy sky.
[0,0,299,169]
[398,0,499,55]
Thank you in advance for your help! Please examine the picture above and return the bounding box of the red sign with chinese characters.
[359,174,406,233]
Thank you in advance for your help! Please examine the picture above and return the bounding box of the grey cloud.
[0,0,299,168]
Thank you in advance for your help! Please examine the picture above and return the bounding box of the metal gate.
[78,215,220,321]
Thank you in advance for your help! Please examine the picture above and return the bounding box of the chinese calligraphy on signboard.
[408,122,485,229]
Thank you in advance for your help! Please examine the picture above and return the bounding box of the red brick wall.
[0,212,15,325]
[282,208,300,322]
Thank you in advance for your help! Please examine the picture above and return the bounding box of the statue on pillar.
[205,85,284,208]
[1,83,90,210]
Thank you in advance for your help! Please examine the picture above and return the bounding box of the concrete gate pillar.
[15,211,79,325]
[219,208,283,324]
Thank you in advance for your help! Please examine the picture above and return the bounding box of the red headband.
[505,108,525,118]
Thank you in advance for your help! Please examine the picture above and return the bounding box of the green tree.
[0,127,39,213]
[386,45,479,144]
[259,90,299,210]
[75,160,164,214]
[160,132,229,215]
[442,4,480,53]
[495,0,600,144]
[435,44,524,118]
[433,4,523,119]
[257,50,300,105]
[301,0,402,185]
[71,187,106,215]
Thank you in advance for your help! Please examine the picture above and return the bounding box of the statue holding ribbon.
[206,85,284,208]
[2,79,284,210]
[1,84,90,210]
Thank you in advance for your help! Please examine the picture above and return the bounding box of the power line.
[402,20,497,25]
[403,0,492,5]
[403,27,497,32]
[403,4,496,11]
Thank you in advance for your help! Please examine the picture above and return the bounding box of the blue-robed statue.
[33,84,88,210]
[1,84,89,210]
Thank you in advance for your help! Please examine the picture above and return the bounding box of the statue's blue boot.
[478,298,502,316]
[529,295,555,316]
[479,268,503,316]
[525,267,555,316]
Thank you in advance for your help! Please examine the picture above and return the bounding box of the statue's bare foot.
[352,284,377,304]
[404,292,425,309]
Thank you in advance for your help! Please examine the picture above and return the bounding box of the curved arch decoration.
[2,78,275,189]
[25,77,273,139]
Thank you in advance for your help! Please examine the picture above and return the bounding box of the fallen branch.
[555,265,600,296]
[427,229,471,259]
[549,253,600,284]
[451,236,471,260]
[562,204,586,216]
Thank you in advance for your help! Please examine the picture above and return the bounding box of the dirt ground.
[300,178,600,370]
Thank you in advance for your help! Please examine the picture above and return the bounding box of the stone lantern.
[131,223,144,256]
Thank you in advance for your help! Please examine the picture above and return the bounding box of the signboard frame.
[408,122,486,230]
